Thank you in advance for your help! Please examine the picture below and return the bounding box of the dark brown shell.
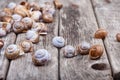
[94,29,107,39]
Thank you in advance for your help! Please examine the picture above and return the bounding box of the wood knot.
[91,63,107,70]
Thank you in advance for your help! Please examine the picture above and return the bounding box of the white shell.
[63,45,75,58]
[7,44,18,54]
[0,22,11,32]
[22,17,33,29]
[81,41,90,50]
[52,36,65,48]
[7,2,16,9]
[12,14,22,22]
[0,28,7,37]
[31,11,42,21]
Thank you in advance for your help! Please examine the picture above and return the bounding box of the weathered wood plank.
[92,0,120,80]
[7,0,59,80]
[59,0,112,80]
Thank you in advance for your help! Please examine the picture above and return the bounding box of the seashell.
[5,44,20,59]
[77,41,91,55]
[0,39,4,49]
[12,14,23,22]
[26,30,39,43]
[0,22,11,33]
[0,28,7,37]
[32,49,51,66]
[14,5,30,17]
[31,11,42,22]
[89,45,104,60]
[116,33,120,42]
[54,0,63,9]
[52,36,65,48]
[63,45,76,58]
[20,40,33,53]
[7,2,16,9]
[12,21,25,33]
[42,13,53,23]
[32,22,47,36]
[94,29,107,39]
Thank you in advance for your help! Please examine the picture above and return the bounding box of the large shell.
[94,29,107,39]
[31,11,42,22]
[32,49,51,66]
[26,30,39,43]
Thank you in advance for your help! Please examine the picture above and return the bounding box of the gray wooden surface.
[0,0,120,80]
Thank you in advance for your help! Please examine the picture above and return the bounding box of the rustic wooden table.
[0,0,120,80]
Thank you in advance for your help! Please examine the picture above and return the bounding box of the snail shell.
[0,39,4,49]
[14,5,30,17]
[20,40,33,53]
[94,29,107,39]
[31,11,42,22]
[12,14,23,22]
[116,33,120,42]
[63,45,76,58]
[29,2,40,11]
[26,30,39,43]
[3,8,13,16]
[52,36,65,48]
[20,1,30,10]
[5,44,20,59]
[0,22,11,33]
[0,28,7,37]
[77,41,91,55]
[7,2,16,9]
[54,0,63,9]
[13,21,25,33]
[42,13,53,23]
[32,22,48,36]
[89,45,104,60]
[32,49,51,66]
[22,17,33,30]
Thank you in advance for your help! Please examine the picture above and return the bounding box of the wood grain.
[7,0,59,80]
[59,0,112,80]
[92,0,120,80]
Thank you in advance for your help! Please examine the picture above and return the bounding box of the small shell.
[63,45,75,58]
[20,1,30,10]
[3,8,13,16]
[12,14,23,22]
[7,2,16,9]
[42,7,55,15]
[20,40,33,53]
[12,21,25,33]
[54,0,63,9]
[94,29,107,39]
[52,36,65,48]
[0,22,11,33]
[31,11,42,21]
[32,22,48,36]
[22,17,33,29]
[32,49,51,66]
[26,30,39,43]
[29,2,40,11]
[77,41,91,55]
[0,28,7,37]
[2,16,13,23]
[89,45,104,60]
[0,39,4,49]
[116,33,120,42]
[42,13,53,23]
[5,44,20,59]
[14,5,30,17]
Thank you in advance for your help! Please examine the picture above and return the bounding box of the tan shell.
[89,45,104,60]
[94,29,107,39]
[42,13,53,23]
[0,39,4,49]
[20,1,30,10]
[54,0,63,9]
[116,33,120,42]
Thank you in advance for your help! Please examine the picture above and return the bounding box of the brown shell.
[42,13,53,23]
[94,29,107,39]
[54,0,63,9]
[0,39,4,49]
[20,1,30,10]
[89,45,104,60]
[77,46,89,55]
[116,33,120,42]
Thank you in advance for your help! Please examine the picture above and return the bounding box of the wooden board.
[59,0,113,80]
[92,0,120,79]
[7,0,59,80]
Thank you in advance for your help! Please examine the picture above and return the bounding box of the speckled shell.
[7,2,16,9]
[63,45,75,58]
[20,40,33,53]
[77,41,91,55]
[0,39,4,49]
[89,45,104,60]
[0,22,11,33]
[26,30,39,43]
[94,29,107,39]
[31,11,42,21]
[52,36,65,48]
[32,49,51,66]
[5,44,20,59]
[32,22,48,36]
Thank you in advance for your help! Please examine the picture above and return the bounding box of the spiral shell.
[54,0,63,9]
[77,41,91,55]
[7,2,16,9]
[5,44,20,59]
[63,45,75,58]
[31,11,42,22]
[116,33,120,42]
[12,14,23,22]
[12,21,25,33]
[89,45,104,60]
[26,30,39,43]
[32,49,51,66]
[0,22,11,33]
[42,13,53,23]
[52,36,65,48]
[29,2,40,11]
[0,28,7,37]
[20,1,30,10]
[0,39,4,49]
[32,22,47,36]
[22,17,33,30]
[20,40,33,53]
[94,29,107,39]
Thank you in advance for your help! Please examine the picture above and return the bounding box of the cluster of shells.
[0,0,62,66]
